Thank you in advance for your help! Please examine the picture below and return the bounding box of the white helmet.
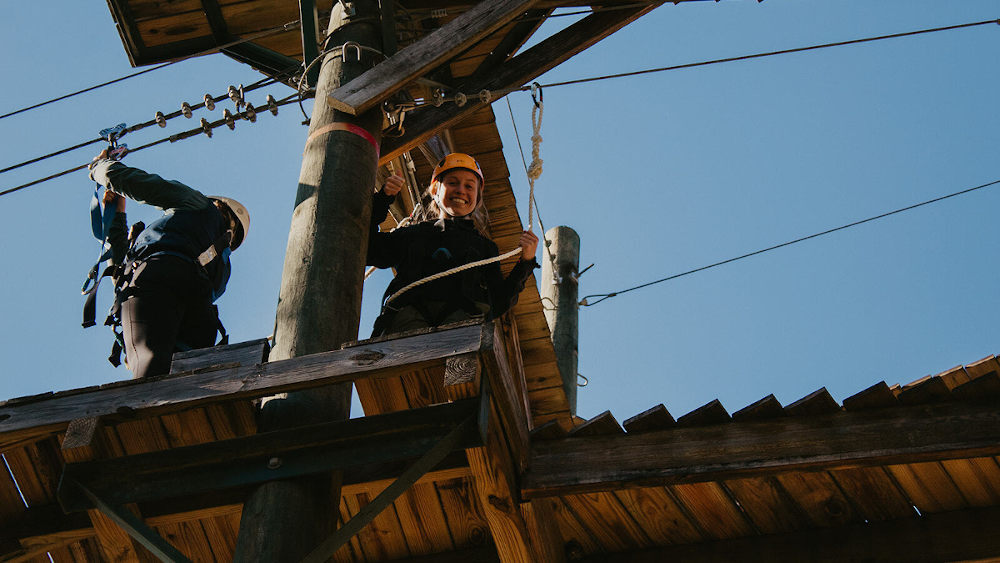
[209,196,250,250]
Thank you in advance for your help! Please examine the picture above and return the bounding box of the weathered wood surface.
[59,400,480,511]
[168,338,269,374]
[0,324,484,448]
[379,4,659,165]
[524,401,1000,498]
[328,0,542,115]
[578,505,1000,563]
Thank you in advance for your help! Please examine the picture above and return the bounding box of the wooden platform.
[3,334,1000,561]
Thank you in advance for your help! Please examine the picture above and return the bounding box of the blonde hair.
[424,178,491,236]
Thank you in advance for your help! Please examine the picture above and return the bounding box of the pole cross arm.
[326,0,542,115]
[378,3,658,164]
[57,399,482,513]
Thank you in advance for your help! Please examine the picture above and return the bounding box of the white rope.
[379,88,545,307]
[384,247,523,306]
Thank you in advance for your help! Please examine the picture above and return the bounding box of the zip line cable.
[410,17,999,109]
[536,18,999,91]
[0,20,301,122]
[579,177,1000,307]
[0,71,294,177]
[0,93,299,198]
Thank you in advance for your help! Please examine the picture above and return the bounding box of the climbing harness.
[81,123,129,329]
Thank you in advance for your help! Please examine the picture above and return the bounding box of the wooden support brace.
[58,400,480,512]
[327,0,541,115]
[61,417,156,563]
[73,481,191,563]
[300,416,476,563]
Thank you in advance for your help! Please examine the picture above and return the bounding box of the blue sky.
[2,1,998,424]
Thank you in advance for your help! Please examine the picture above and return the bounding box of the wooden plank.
[731,395,784,422]
[675,399,729,427]
[0,323,484,448]
[560,492,651,552]
[529,420,566,441]
[623,404,675,433]
[897,376,952,405]
[579,505,1000,563]
[379,4,659,164]
[829,467,915,521]
[545,497,601,560]
[668,482,754,540]
[783,388,840,417]
[723,476,808,535]
[962,355,1000,380]
[842,381,897,411]
[169,338,269,374]
[390,483,455,556]
[523,401,1000,498]
[568,411,623,437]
[612,486,703,545]
[59,400,480,511]
[886,461,967,513]
[435,478,490,550]
[939,457,1000,507]
[60,418,158,563]
[772,471,859,528]
[327,0,543,115]
[953,371,1000,401]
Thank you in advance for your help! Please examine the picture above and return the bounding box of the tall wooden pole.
[540,226,580,415]
[233,2,383,560]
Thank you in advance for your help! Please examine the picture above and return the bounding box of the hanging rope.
[525,83,543,232]
[382,88,546,306]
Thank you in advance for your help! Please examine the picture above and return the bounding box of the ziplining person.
[88,149,250,378]
[367,152,539,336]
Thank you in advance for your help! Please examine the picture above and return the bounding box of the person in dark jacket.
[368,152,538,336]
[89,152,250,378]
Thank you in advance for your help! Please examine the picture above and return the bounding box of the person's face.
[432,169,480,217]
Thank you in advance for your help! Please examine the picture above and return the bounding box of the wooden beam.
[0,323,484,449]
[579,506,1000,563]
[327,0,542,115]
[379,3,658,164]
[301,416,477,563]
[454,325,565,563]
[58,400,480,512]
[60,417,157,563]
[74,482,191,563]
[523,401,1000,498]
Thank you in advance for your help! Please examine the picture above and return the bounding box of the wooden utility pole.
[233,1,384,560]
[541,226,580,414]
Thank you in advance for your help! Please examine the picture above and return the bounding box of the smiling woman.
[365,152,539,337]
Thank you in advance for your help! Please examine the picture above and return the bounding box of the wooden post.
[232,1,384,560]
[540,226,580,414]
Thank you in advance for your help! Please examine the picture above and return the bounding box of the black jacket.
[368,191,537,327]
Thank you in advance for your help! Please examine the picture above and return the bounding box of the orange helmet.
[432,153,484,187]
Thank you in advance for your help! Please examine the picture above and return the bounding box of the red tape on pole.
[305,122,380,155]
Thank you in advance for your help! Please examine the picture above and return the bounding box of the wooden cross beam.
[327,0,542,115]
[58,399,481,512]
[523,400,1000,498]
[379,3,660,165]
[0,323,485,449]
